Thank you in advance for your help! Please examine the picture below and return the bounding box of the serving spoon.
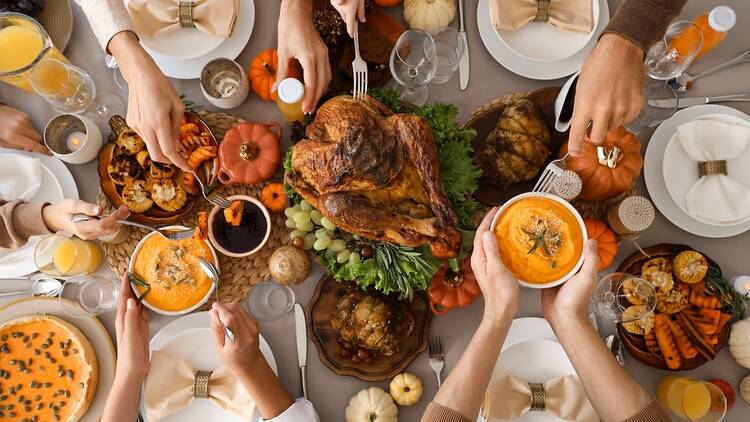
[198,257,235,342]
[0,278,63,298]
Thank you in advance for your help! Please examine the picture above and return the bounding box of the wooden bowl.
[98,112,218,225]
[615,243,731,371]
[464,87,567,206]
[306,275,432,381]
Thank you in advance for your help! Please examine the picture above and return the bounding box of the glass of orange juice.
[0,12,69,92]
[657,376,727,421]
[34,234,102,277]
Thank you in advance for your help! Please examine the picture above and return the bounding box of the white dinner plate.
[0,297,116,422]
[496,0,599,62]
[477,0,609,80]
[662,113,750,226]
[144,0,255,79]
[645,104,750,238]
[0,149,78,277]
[143,311,277,422]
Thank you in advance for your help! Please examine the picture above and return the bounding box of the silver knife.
[649,93,750,109]
[294,303,308,399]
[458,0,469,90]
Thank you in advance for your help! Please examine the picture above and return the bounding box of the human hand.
[108,32,189,171]
[114,273,150,382]
[276,0,331,114]
[210,302,265,375]
[470,207,520,321]
[0,104,49,155]
[568,33,645,155]
[330,0,366,37]
[42,200,130,240]
[541,240,599,328]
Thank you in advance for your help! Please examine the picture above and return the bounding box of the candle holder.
[43,114,102,164]
[200,58,249,109]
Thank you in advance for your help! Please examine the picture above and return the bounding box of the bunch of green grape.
[284,200,362,265]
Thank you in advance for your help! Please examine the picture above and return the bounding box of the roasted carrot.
[689,290,721,309]
[224,200,244,227]
[188,145,217,169]
[716,313,732,333]
[644,331,664,360]
[666,316,698,359]
[655,314,682,370]
[179,123,200,139]
[194,211,209,241]
[684,307,721,335]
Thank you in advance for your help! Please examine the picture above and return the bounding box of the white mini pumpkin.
[729,318,750,368]
[390,372,424,406]
[741,375,750,404]
[345,387,398,422]
[403,0,456,32]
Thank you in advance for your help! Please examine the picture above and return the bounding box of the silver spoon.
[0,278,63,298]
[198,257,235,342]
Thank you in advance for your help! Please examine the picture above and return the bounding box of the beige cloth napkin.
[0,155,41,202]
[144,351,256,421]
[127,0,238,39]
[490,0,593,33]
[481,374,599,421]
[677,119,750,224]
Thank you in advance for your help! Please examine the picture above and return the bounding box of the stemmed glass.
[592,272,657,323]
[645,21,703,80]
[430,26,466,84]
[625,80,680,133]
[389,29,437,106]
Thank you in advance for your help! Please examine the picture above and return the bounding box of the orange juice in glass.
[35,234,102,276]
[0,12,69,92]
[657,376,726,421]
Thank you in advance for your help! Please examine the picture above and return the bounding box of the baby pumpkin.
[218,122,282,186]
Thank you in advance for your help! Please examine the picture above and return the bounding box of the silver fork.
[70,214,195,241]
[352,21,368,100]
[198,257,235,342]
[533,153,569,193]
[428,336,445,387]
[191,169,231,209]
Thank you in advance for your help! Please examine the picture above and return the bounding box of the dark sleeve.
[420,402,472,422]
[603,0,688,51]
[621,398,673,422]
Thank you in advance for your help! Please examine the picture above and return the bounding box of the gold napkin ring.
[178,1,195,28]
[528,383,546,411]
[534,0,551,22]
[698,160,728,177]
[194,370,212,398]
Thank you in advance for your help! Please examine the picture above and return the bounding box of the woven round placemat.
[98,110,290,309]
[571,187,636,222]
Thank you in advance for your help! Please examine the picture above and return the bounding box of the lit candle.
[65,131,86,152]
[731,275,750,297]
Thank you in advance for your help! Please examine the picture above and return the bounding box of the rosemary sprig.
[127,272,152,304]
[705,265,746,322]
[522,227,559,268]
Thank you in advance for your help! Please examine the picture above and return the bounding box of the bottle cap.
[277,78,304,104]
[708,6,736,32]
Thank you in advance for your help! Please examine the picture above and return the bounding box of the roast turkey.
[285,95,460,258]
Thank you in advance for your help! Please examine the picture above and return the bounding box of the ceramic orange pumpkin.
[218,122,282,186]
[428,258,481,315]
[584,218,618,271]
[560,127,643,201]
[260,183,287,213]
[248,49,302,101]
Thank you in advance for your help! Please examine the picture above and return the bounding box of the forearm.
[604,0,687,51]
[0,201,52,249]
[429,306,515,421]
[553,317,652,422]
[281,0,313,15]
[236,358,295,419]
[108,32,157,82]
[101,373,144,422]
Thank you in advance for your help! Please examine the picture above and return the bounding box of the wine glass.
[625,81,680,133]
[645,21,703,80]
[389,29,437,106]
[592,272,656,323]
[429,26,465,84]
[59,274,120,318]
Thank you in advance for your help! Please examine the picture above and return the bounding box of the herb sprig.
[127,272,151,304]
[706,264,746,322]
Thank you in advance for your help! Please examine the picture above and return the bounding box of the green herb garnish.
[706,264,746,322]
[127,272,151,304]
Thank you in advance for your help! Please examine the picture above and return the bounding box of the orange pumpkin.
[428,258,481,315]
[584,218,618,271]
[248,49,302,101]
[373,0,403,6]
[260,183,287,213]
[560,127,643,201]
[218,122,282,185]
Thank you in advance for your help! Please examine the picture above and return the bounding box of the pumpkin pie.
[0,315,98,422]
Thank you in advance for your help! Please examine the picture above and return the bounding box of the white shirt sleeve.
[262,398,320,422]
[74,0,134,52]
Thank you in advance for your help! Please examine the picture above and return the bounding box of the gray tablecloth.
[1,1,749,421]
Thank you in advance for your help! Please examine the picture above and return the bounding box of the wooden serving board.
[464,87,567,206]
[615,244,730,371]
[306,275,432,381]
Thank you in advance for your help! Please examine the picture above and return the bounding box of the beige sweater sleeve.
[0,201,53,249]
[74,0,135,52]
[604,0,687,51]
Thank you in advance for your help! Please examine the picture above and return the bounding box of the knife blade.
[294,303,308,398]
[458,0,469,90]
[649,93,750,109]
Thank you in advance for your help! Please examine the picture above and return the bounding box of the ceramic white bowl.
[207,195,271,258]
[128,225,219,316]
[490,192,587,289]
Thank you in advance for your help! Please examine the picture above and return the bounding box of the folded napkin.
[0,155,41,202]
[491,0,593,33]
[677,119,750,224]
[481,374,599,421]
[127,0,238,39]
[144,351,256,421]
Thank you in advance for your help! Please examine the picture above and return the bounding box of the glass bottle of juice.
[275,78,305,123]
[672,6,736,61]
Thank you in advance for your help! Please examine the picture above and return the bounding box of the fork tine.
[437,336,442,355]
[532,171,548,192]
[540,176,556,193]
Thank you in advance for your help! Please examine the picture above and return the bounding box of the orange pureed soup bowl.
[491,193,587,288]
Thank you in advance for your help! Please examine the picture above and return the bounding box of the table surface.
[2,1,750,421]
